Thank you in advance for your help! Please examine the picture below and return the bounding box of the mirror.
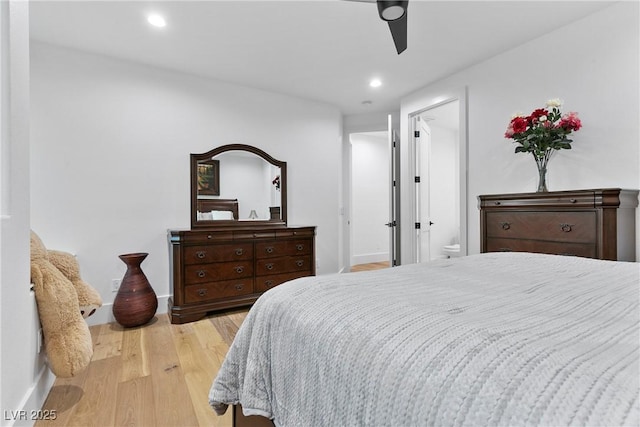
[191,144,287,228]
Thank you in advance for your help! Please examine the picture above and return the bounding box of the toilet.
[443,243,461,258]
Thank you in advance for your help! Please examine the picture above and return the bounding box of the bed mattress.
[210,252,639,426]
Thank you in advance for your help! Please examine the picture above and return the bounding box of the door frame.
[400,87,469,264]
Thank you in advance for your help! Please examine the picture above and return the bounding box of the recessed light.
[147,14,166,28]
[369,79,382,88]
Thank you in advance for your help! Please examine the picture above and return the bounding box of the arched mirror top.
[191,144,287,229]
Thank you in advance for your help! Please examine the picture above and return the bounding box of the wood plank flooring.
[350,261,390,272]
[35,309,248,427]
[35,267,388,426]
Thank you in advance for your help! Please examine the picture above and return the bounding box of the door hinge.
[414,130,420,138]
[415,222,421,229]
[414,176,420,183]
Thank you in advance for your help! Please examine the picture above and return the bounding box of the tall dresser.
[479,188,638,261]
[168,225,315,324]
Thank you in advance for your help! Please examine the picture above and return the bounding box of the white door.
[414,117,432,262]
[387,114,400,266]
[413,101,461,262]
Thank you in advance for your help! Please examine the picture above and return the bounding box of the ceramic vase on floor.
[113,252,158,327]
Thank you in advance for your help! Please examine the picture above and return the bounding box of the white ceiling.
[29,0,614,115]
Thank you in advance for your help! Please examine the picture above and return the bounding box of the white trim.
[86,294,170,327]
[400,87,469,265]
[8,366,56,427]
[352,251,390,266]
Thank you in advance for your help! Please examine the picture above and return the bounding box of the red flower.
[558,112,582,131]
[511,116,528,134]
[528,108,549,124]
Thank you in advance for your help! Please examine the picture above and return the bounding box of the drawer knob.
[235,248,244,256]
[296,244,304,251]
[197,288,207,297]
[494,201,501,205]
[265,280,274,288]
[207,234,213,239]
[235,284,244,291]
[296,260,304,267]
[265,246,274,254]
[197,270,206,278]
[569,198,577,204]
[500,222,511,230]
[560,223,573,232]
[266,263,274,270]
[196,251,206,259]
[235,266,244,274]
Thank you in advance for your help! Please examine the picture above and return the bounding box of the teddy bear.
[30,230,103,378]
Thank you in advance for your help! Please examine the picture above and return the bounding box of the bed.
[209,252,639,426]
[196,198,238,220]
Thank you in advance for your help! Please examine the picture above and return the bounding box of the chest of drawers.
[168,225,315,324]
[479,188,638,261]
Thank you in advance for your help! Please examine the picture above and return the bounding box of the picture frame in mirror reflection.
[197,159,220,196]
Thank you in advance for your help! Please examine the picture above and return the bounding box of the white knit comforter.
[209,252,640,426]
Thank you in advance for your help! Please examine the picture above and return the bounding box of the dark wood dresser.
[479,188,638,261]
[168,225,315,324]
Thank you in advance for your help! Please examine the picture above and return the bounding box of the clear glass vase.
[534,152,552,192]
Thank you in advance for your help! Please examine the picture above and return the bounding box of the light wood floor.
[350,261,390,272]
[35,309,248,427]
[35,266,388,426]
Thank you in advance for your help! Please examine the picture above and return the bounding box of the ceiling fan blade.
[387,10,407,54]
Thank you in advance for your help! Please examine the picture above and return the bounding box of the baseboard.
[352,252,389,265]
[8,364,56,427]
[86,294,170,327]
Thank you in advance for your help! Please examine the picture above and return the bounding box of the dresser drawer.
[255,239,313,259]
[256,255,312,276]
[481,192,594,208]
[178,231,234,243]
[184,278,253,303]
[183,243,253,265]
[485,211,597,243]
[486,237,597,258]
[275,228,315,238]
[255,271,311,292]
[184,260,253,284]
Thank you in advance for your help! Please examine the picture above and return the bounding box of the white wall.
[401,2,640,262]
[30,42,342,325]
[350,132,389,264]
[1,2,55,425]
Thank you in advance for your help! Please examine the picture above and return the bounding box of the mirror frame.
[190,144,287,229]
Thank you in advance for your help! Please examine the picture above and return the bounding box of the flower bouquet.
[504,99,582,191]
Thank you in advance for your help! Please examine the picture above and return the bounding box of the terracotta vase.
[113,252,158,327]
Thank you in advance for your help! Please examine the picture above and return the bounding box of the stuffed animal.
[30,230,103,377]
[47,249,102,318]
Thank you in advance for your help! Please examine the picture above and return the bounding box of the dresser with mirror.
[168,144,316,324]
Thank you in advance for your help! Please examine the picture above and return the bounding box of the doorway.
[412,100,463,262]
[350,131,391,268]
